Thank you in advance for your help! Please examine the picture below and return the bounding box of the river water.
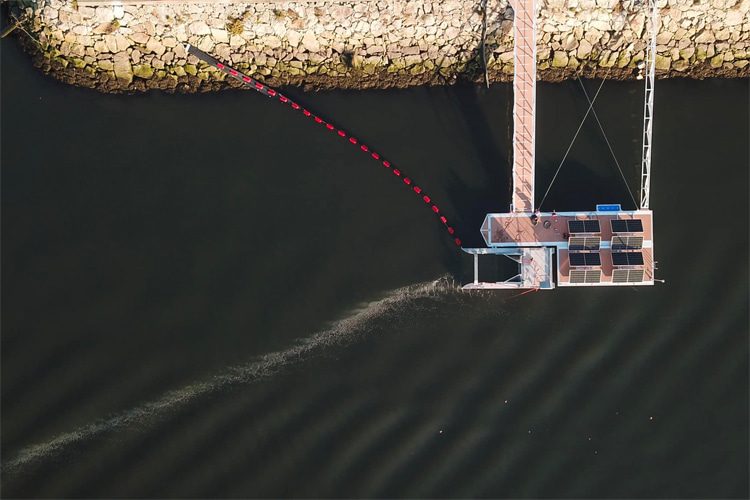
[2,40,748,498]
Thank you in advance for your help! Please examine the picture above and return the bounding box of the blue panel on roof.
[596,204,621,212]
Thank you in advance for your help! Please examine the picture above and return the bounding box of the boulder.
[197,36,214,52]
[672,59,689,71]
[113,52,132,84]
[577,39,593,59]
[133,64,154,78]
[551,50,569,67]
[330,5,354,21]
[129,32,149,44]
[655,54,671,70]
[724,9,745,26]
[302,30,320,52]
[287,30,302,47]
[146,38,165,56]
[211,28,229,44]
[189,21,211,36]
[695,29,715,43]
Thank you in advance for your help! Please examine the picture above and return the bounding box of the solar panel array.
[611,252,644,266]
[611,236,643,250]
[570,269,602,284]
[612,269,645,283]
[569,253,602,267]
[568,220,601,234]
[610,219,644,233]
[568,236,601,251]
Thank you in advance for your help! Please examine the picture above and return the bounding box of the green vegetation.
[227,10,249,36]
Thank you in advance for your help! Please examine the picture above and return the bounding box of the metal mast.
[640,0,658,209]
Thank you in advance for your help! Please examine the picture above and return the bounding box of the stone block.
[655,54,671,70]
[552,50,569,67]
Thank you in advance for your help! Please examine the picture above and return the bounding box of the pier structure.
[510,0,537,214]
[463,0,659,289]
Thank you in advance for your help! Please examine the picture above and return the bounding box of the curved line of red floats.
[187,45,461,247]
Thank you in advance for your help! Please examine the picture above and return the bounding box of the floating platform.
[463,208,655,289]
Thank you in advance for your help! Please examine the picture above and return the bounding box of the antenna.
[640,0,658,210]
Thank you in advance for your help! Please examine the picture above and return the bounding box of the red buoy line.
[185,44,462,247]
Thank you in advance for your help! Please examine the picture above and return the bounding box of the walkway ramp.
[510,0,537,213]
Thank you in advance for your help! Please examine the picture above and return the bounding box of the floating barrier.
[185,44,461,247]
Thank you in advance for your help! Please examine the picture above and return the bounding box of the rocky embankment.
[8,0,750,93]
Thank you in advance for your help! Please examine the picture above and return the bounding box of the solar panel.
[612,269,645,283]
[611,219,644,233]
[584,237,601,250]
[612,269,630,283]
[568,220,601,233]
[569,253,586,267]
[611,236,643,250]
[569,237,586,251]
[568,220,585,233]
[612,252,645,266]
[611,220,628,233]
[584,220,601,233]
[585,270,602,283]
[570,270,586,283]
[568,253,601,267]
[627,236,644,249]
[612,253,629,266]
[586,253,601,266]
[628,269,644,282]
[627,219,644,232]
[628,252,644,265]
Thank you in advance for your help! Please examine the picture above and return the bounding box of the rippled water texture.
[2,41,748,498]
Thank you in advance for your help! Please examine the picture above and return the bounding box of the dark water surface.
[2,40,748,498]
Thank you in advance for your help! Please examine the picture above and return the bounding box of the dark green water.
[2,40,748,498]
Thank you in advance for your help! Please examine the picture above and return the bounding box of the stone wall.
[11,0,750,93]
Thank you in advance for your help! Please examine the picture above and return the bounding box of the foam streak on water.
[2,276,460,474]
